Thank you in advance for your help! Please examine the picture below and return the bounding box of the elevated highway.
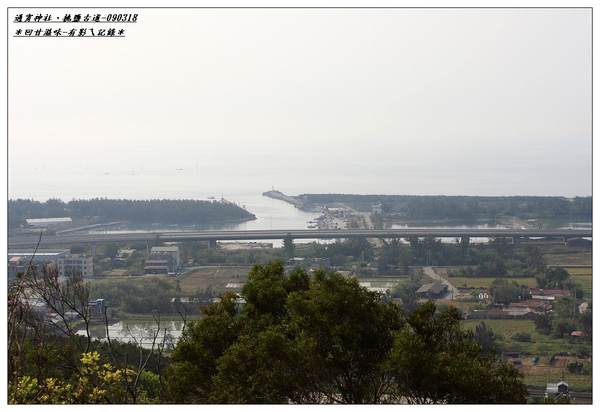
[7,228,592,248]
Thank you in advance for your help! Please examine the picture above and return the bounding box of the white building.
[57,255,94,277]
[150,246,180,269]
[8,249,71,264]
[26,217,72,228]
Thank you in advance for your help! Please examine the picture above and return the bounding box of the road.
[423,266,458,300]
[341,204,382,248]
[8,228,591,248]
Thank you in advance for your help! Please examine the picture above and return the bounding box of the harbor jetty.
[262,190,304,208]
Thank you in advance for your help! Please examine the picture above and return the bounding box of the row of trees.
[8,198,256,228]
[299,194,592,220]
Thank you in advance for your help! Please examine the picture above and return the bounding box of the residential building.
[508,299,552,314]
[88,299,106,318]
[311,258,330,271]
[144,257,172,275]
[542,289,571,298]
[150,246,180,269]
[144,246,180,275]
[57,255,94,277]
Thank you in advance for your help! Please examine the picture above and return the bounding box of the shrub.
[566,361,587,374]
[512,332,532,342]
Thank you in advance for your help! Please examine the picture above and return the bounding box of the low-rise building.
[144,246,181,275]
[532,288,571,298]
[26,217,72,228]
[150,246,180,268]
[542,289,571,298]
[465,307,540,320]
[88,299,106,318]
[508,299,552,314]
[8,249,71,265]
[416,282,447,299]
[57,255,93,277]
[545,381,569,401]
[144,258,172,275]
[311,258,330,271]
[8,256,28,277]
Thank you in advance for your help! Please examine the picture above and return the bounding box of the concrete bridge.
[7,228,592,249]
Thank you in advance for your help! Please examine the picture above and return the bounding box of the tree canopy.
[164,261,527,404]
[8,198,256,228]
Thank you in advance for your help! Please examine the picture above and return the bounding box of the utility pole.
[573,287,577,319]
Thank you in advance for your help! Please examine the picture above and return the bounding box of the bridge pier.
[208,239,218,250]
[512,237,521,247]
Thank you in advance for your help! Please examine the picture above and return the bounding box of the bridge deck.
[8,228,592,247]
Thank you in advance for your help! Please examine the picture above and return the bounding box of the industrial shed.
[416,282,448,299]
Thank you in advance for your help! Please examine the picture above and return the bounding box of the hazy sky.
[7,6,593,197]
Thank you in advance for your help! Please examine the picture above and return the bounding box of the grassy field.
[102,268,128,277]
[569,274,592,299]
[446,276,538,290]
[461,318,592,390]
[543,249,592,266]
[462,318,536,339]
[177,266,252,294]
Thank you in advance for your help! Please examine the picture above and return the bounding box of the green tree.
[164,292,243,403]
[284,271,403,403]
[164,261,527,404]
[490,237,512,260]
[382,238,402,265]
[534,314,552,335]
[473,322,500,357]
[459,236,470,258]
[524,244,546,275]
[385,303,526,404]
[544,267,570,289]
[512,332,532,342]
[101,243,120,259]
[489,278,522,305]
[283,233,295,259]
[552,317,578,339]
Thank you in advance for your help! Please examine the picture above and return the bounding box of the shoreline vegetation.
[262,190,592,220]
[8,198,257,229]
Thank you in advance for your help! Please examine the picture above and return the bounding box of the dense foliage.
[8,264,169,404]
[163,261,528,404]
[8,198,256,228]
[9,335,167,404]
[299,194,592,220]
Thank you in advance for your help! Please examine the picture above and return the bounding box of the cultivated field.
[177,266,253,294]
